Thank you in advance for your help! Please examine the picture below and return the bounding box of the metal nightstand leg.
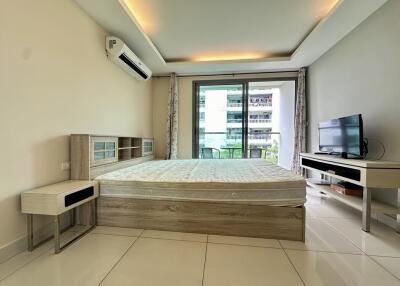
[54,215,61,254]
[27,214,34,251]
[362,187,371,232]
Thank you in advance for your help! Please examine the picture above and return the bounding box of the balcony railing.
[249,102,272,107]
[225,102,272,108]
[227,103,242,107]
[227,119,242,123]
[226,135,242,140]
[226,118,272,124]
[249,119,272,123]
[248,134,272,140]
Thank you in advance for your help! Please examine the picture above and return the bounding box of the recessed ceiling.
[123,0,338,62]
[74,0,388,75]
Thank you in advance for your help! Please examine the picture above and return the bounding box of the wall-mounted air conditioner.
[105,36,152,81]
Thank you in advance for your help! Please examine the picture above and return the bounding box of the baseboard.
[0,214,71,264]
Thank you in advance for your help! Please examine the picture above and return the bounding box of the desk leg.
[27,214,34,251]
[54,215,61,254]
[362,187,371,232]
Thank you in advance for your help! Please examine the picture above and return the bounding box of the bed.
[94,159,306,241]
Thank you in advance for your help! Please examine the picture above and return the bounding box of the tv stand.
[300,153,400,233]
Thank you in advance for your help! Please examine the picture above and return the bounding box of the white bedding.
[95,159,306,206]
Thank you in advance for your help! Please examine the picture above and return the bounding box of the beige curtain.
[292,68,307,174]
[165,73,179,159]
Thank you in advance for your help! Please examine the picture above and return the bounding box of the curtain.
[165,73,179,159]
[292,67,307,174]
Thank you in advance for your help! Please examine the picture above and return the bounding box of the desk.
[300,153,400,232]
[21,180,98,253]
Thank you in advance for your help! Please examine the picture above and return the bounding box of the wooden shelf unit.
[71,134,154,180]
[307,181,399,214]
[300,153,400,233]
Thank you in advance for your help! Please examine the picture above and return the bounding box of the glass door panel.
[246,82,278,162]
[197,84,244,159]
[194,79,295,166]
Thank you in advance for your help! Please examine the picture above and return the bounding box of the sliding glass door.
[193,79,296,167]
[247,81,280,163]
[194,83,245,159]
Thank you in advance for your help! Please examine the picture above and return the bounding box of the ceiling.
[124,0,337,61]
[74,0,388,75]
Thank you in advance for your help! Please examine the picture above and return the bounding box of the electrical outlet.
[61,162,70,171]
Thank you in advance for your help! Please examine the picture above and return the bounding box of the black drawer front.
[301,158,361,181]
[65,186,94,207]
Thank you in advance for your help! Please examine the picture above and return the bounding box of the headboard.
[70,134,154,180]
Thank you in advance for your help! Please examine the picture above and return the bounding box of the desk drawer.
[65,186,94,207]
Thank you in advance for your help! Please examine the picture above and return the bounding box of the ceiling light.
[191,53,270,63]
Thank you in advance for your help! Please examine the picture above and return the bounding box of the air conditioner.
[105,36,152,81]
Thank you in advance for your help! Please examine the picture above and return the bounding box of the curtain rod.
[153,70,299,78]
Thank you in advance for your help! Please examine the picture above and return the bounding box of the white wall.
[0,0,153,253]
[308,0,400,205]
[278,81,295,170]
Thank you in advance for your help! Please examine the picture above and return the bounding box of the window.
[193,79,296,168]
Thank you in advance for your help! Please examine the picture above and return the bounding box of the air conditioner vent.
[105,36,152,81]
[119,53,149,80]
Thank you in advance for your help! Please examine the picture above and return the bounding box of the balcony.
[249,119,271,123]
[227,119,242,123]
[248,134,272,140]
[249,102,272,107]
[198,132,280,163]
[227,103,242,108]
[226,102,272,108]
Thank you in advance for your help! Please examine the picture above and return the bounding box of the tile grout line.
[201,235,208,286]
[93,228,399,257]
[368,254,400,259]
[278,240,306,286]
[207,241,282,250]
[98,232,143,286]
[91,232,141,238]
[140,236,207,243]
[307,209,400,281]
[0,231,83,282]
[368,254,400,281]
[0,244,54,282]
[313,216,367,254]
[279,247,365,256]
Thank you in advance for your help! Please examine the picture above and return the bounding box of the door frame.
[192,77,297,158]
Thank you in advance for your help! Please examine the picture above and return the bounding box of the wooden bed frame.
[97,197,305,241]
[71,134,306,242]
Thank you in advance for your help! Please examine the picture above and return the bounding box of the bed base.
[97,197,305,241]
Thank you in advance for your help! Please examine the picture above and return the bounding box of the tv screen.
[319,114,363,157]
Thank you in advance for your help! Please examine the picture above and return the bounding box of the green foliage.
[264,139,279,163]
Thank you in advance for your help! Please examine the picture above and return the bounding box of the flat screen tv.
[318,114,364,158]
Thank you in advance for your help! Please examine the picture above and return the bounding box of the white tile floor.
[1,188,400,286]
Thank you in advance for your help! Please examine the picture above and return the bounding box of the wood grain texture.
[21,180,98,215]
[97,197,305,241]
[71,134,154,180]
[70,135,90,180]
[300,153,400,168]
[301,153,400,188]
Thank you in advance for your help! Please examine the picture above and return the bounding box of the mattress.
[95,159,306,206]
